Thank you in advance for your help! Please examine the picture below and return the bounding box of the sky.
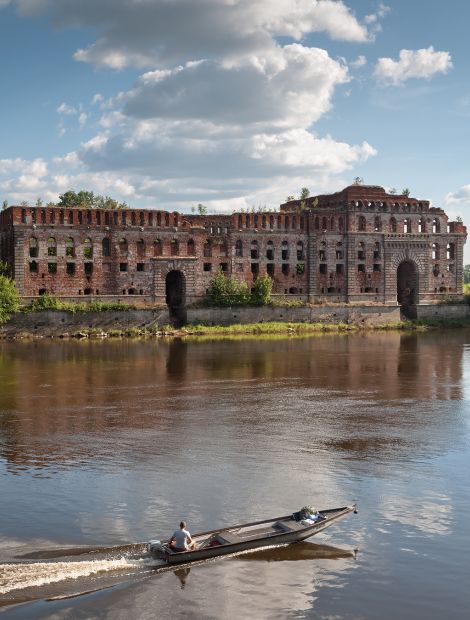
[1,0,469,255]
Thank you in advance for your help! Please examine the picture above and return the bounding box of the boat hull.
[152,505,356,565]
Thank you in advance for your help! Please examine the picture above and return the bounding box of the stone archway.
[397,260,418,308]
[165,270,187,327]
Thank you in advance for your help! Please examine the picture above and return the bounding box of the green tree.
[35,198,43,208]
[285,195,295,202]
[2,200,7,210]
[0,274,20,324]
[464,264,470,285]
[300,187,310,200]
[353,177,363,185]
[208,270,250,306]
[197,203,208,215]
[251,274,273,306]
[402,188,410,197]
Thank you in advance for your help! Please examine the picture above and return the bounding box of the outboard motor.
[147,539,165,558]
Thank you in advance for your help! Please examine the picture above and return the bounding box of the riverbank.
[2,305,470,339]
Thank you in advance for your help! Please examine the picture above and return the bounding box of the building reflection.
[0,330,467,471]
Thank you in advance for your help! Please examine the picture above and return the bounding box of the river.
[0,332,469,619]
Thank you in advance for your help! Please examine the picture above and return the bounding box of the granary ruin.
[0,184,466,320]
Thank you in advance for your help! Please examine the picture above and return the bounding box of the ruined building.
[0,185,466,319]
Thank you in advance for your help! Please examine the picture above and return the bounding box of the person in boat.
[169,521,197,552]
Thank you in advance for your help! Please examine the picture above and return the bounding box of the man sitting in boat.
[169,521,197,552]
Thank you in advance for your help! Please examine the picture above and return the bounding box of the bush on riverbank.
[207,272,273,306]
[25,294,133,313]
[0,275,21,324]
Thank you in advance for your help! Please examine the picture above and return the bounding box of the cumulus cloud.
[350,55,367,69]
[1,0,378,210]
[374,46,452,86]
[445,185,470,206]
[6,0,371,70]
[124,45,348,129]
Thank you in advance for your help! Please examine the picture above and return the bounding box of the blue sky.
[1,0,469,256]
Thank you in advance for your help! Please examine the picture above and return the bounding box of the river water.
[0,332,469,619]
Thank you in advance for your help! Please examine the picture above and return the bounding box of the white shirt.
[173,528,191,549]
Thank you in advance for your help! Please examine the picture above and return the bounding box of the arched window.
[322,217,328,231]
[404,218,411,233]
[140,212,145,227]
[187,239,195,255]
[29,237,38,258]
[154,239,162,256]
[102,238,111,257]
[136,239,145,257]
[269,215,274,229]
[292,215,297,229]
[432,218,440,233]
[357,241,365,260]
[245,214,250,228]
[447,243,455,260]
[281,240,289,260]
[374,216,382,232]
[157,212,162,227]
[66,237,75,257]
[277,215,282,229]
[319,241,326,262]
[314,216,319,231]
[284,215,290,229]
[84,238,93,259]
[390,217,397,233]
[235,239,243,257]
[204,239,212,257]
[336,241,343,260]
[297,241,304,260]
[330,217,335,231]
[238,214,243,229]
[254,214,259,228]
[418,218,425,233]
[131,212,136,226]
[373,241,381,259]
[119,238,128,255]
[170,239,179,256]
[165,212,170,227]
[432,243,440,260]
[338,216,344,231]
[250,240,259,259]
[220,242,228,257]
[47,237,57,256]
[266,240,274,261]
[358,216,366,232]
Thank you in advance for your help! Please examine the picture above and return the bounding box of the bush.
[0,275,20,324]
[251,274,273,306]
[207,271,250,306]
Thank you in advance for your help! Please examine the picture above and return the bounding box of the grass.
[24,294,134,313]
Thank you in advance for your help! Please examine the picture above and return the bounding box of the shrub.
[251,274,273,306]
[207,271,250,306]
[0,275,21,324]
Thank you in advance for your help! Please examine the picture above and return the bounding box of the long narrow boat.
[147,504,356,565]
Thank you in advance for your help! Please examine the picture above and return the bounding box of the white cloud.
[350,55,367,69]
[374,46,452,86]
[78,112,87,127]
[8,1,371,71]
[92,93,104,105]
[445,185,470,206]
[124,45,349,130]
[57,102,77,115]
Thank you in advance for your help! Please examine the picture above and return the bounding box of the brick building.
[0,184,466,320]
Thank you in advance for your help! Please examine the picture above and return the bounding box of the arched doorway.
[397,260,418,315]
[166,270,187,326]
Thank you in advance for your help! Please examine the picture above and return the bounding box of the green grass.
[24,294,134,313]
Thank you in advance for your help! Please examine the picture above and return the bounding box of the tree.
[389,188,397,194]
[456,216,463,223]
[285,195,295,202]
[207,270,250,306]
[35,198,43,208]
[197,203,208,215]
[402,188,410,197]
[353,177,363,185]
[58,190,128,209]
[464,264,470,285]
[300,187,310,200]
[0,274,20,324]
[251,274,273,306]
[2,200,7,210]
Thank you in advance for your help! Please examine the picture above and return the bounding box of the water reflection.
[0,332,466,472]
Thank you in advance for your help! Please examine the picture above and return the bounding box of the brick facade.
[0,184,466,308]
